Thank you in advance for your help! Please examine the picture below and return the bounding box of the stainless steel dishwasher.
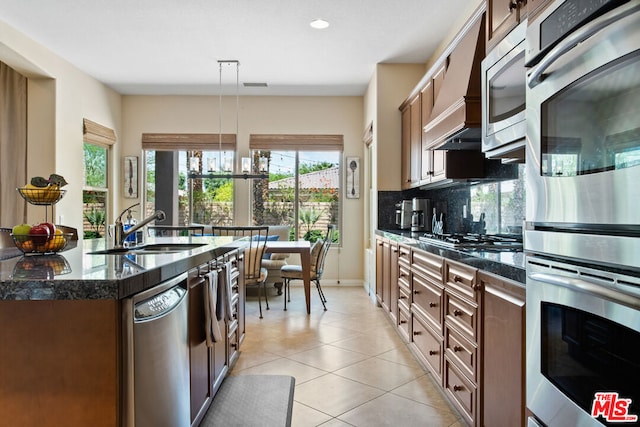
[121,272,190,427]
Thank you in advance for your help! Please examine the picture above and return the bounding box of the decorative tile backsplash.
[378,163,524,235]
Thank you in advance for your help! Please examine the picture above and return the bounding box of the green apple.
[12,223,31,235]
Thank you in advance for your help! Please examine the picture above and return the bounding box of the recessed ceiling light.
[310,19,330,29]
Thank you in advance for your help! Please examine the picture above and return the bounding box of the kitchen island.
[0,236,246,427]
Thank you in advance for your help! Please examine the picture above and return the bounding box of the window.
[82,119,115,240]
[144,149,234,225]
[470,164,525,234]
[249,134,343,243]
[141,132,237,225]
[83,143,108,239]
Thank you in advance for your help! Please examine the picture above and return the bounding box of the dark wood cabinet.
[401,95,422,189]
[487,0,527,51]
[479,271,526,427]
[375,236,400,321]
[375,238,526,426]
[188,250,244,427]
[443,259,480,426]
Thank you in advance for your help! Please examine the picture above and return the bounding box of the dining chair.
[211,226,270,318]
[281,224,336,311]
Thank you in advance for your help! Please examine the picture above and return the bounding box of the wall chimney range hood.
[423,9,485,151]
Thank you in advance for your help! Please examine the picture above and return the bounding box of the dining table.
[264,240,312,314]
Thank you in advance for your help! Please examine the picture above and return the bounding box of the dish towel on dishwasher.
[204,270,223,346]
[217,261,234,322]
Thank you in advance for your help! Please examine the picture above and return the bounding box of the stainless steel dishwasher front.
[121,272,190,427]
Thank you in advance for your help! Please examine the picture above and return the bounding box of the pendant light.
[188,60,268,180]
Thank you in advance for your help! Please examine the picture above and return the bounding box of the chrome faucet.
[113,203,166,248]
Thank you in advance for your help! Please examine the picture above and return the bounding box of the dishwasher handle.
[134,284,187,322]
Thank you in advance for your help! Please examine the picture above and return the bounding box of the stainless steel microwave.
[481,21,527,160]
[524,0,640,269]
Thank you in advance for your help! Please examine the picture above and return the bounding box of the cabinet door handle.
[393,248,398,253]
[453,385,463,392]
[453,345,463,352]
[509,1,517,11]
[429,350,438,356]
[453,309,463,317]
[413,331,421,336]
[429,302,437,308]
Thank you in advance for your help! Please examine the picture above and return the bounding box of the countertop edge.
[376,229,526,284]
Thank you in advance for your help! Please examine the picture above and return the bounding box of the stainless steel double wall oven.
[524,1,640,426]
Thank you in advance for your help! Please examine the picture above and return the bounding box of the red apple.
[40,222,56,240]
[30,224,50,245]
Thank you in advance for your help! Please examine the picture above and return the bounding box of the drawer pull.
[413,290,420,295]
[400,295,407,299]
[453,345,463,352]
[429,302,437,308]
[453,385,463,392]
[453,275,462,283]
[429,350,438,356]
[400,319,407,324]
[413,331,421,336]
[393,248,398,253]
[453,309,463,316]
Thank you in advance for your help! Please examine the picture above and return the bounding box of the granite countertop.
[0,236,244,301]
[376,229,526,284]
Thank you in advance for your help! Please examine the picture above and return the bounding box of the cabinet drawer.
[398,264,411,290]
[445,325,478,383]
[412,311,443,384]
[444,357,477,426]
[228,327,239,365]
[398,244,411,268]
[445,289,479,343]
[444,260,478,303]
[398,284,411,312]
[411,272,443,334]
[397,305,411,342]
[412,249,443,285]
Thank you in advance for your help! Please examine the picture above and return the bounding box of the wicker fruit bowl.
[11,232,72,254]
[17,186,66,205]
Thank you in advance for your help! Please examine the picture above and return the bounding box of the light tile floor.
[231,285,464,427]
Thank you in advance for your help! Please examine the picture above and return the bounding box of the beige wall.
[0,19,122,230]
[122,95,365,284]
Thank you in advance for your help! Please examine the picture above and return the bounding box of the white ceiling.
[0,0,476,96]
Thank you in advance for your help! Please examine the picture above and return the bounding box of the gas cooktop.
[418,233,523,251]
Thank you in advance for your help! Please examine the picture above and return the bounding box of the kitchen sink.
[89,243,207,255]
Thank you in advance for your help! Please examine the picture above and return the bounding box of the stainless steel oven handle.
[529,272,640,309]
[527,2,640,88]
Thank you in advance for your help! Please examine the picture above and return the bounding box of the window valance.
[83,118,116,146]
[249,134,343,151]
[141,133,236,151]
